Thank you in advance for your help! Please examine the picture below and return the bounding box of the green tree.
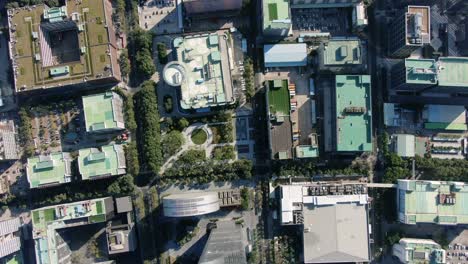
[119,52,130,78]
[125,141,140,176]
[384,166,410,183]
[107,175,136,197]
[162,131,185,157]
[385,230,402,246]
[136,50,156,79]
[134,81,163,178]
[177,118,190,130]
[157,43,168,64]
[124,95,137,132]
[163,95,173,113]
[240,188,249,210]
[131,29,152,51]
[243,57,255,98]
[115,0,125,13]
[212,145,235,160]
[18,108,34,157]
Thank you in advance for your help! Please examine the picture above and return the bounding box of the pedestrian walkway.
[159,123,236,174]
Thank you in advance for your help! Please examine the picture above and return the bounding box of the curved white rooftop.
[163,192,220,217]
[162,62,186,87]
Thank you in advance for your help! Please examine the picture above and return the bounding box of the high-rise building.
[388,6,431,58]
[7,0,121,94]
[31,198,116,264]
[390,57,468,104]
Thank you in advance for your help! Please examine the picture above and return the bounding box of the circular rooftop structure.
[163,61,186,87]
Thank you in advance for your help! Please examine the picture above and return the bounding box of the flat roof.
[296,145,319,158]
[405,6,431,45]
[0,119,19,160]
[32,197,113,264]
[303,198,370,263]
[438,57,468,87]
[335,75,372,152]
[7,0,120,92]
[0,217,21,259]
[78,145,126,180]
[398,180,468,225]
[405,58,438,84]
[173,32,233,110]
[323,38,362,65]
[395,134,415,158]
[263,0,290,30]
[393,238,445,264]
[27,153,72,189]
[264,44,307,68]
[82,91,125,132]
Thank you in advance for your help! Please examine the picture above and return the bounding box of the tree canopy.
[134,81,163,180]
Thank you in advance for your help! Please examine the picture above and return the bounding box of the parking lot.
[30,100,119,155]
[291,8,351,36]
[139,0,182,34]
[30,100,81,154]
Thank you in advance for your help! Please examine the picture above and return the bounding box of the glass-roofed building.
[31,198,115,264]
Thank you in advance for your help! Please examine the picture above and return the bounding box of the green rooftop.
[26,153,72,189]
[295,145,319,158]
[31,198,112,264]
[323,38,363,65]
[82,91,125,133]
[335,75,372,152]
[7,0,120,92]
[78,145,126,180]
[438,57,468,87]
[398,180,468,225]
[268,79,290,115]
[172,32,234,110]
[405,58,438,85]
[263,0,291,31]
